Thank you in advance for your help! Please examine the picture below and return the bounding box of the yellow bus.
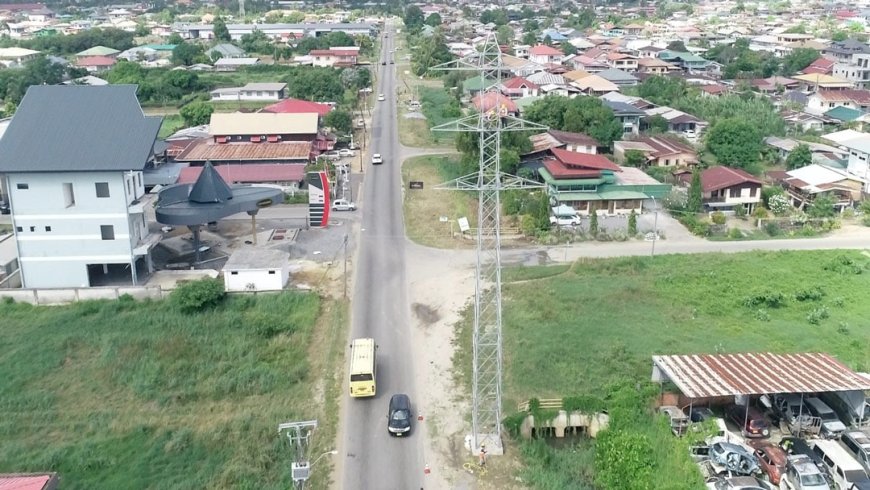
[349,338,377,398]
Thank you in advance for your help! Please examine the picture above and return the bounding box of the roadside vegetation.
[0,281,345,490]
[453,250,870,489]
[402,154,475,248]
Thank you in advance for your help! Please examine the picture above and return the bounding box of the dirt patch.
[412,302,441,325]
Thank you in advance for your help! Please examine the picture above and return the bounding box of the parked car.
[387,394,412,436]
[840,430,870,474]
[780,437,833,484]
[332,199,357,211]
[378,94,386,101]
[747,441,788,484]
[683,129,697,139]
[658,405,690,437]
[709,440,760,476]
[727,404,771,438]
[322,150,341,161]
[372,153,383,165]
[338,149,355,157]
[804,397,847,439]
[773,394,821,436]
[781,454,832,490]
[705,476,775,490]
[549,214,581,227]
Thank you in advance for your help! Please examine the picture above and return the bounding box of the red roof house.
[262,98,333,116]
[543,147,621,179]
[801,57,835,75]
[529,44,564,65]
[471,92,518,115]
[677,165,763,212]
[500,76,540,98]
[0,473,58,490]
[75,55,116,71]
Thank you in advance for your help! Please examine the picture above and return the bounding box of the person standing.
[478,444,487,467]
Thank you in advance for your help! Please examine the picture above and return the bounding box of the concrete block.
[36,288,78,305]
[0,289,37,304]
[77,288,118,302]
[117,286,163,301]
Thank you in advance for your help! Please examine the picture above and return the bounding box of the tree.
[628,209,638,235]
[780,48,819,76]
[637,75,687,106]
[424,13,442,27]
[522,31,537,46]
[624,149,647,167]
[168,33,184,45]
[496,25,514,45]
[179,100,213,127]
[213,17,231,42]
[645,115,669,134]
[524,96,623,147]
[807,194,837,218]
[786,143,812,170]
[283,67,345,102]
[688,170,703,213]
[403,5,425,31]
[480,9,508,26]
[589,210,599,235]
[831,31,848,42]
[705,118,763,168]
[323,109,352,135]
[411,33,453,76]
[171,42,205,66]
[666,40,687,52]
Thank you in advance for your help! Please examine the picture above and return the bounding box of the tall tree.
[705,118,763,168]
[524,95,623,147]
[213,17,231,42]
[424,13,442,27]
[780,48,819,76]
[403,5,424,30]
[666,40,687,52]
[786,143,812,170]
[688,170,703,213]
[323,109,352,135]
[179,101,213,126]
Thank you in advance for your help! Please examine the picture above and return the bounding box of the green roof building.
[76,46,120,57]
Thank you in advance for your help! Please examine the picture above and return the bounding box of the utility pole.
[343,234,349,299]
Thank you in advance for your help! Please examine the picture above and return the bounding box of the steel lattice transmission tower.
[431,34,546,453]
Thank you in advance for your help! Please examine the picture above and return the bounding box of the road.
[338,21,423,490]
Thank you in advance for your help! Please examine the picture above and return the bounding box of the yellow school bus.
[349,338,377,398]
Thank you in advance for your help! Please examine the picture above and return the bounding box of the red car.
[747,441,787,484]
[726,404,770,438]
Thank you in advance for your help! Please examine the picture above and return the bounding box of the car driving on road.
[377,94,385,101]
[372,153,383,165]
[388,394,412,436]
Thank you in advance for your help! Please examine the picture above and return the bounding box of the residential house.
[678,166,763,213]
[500,54,544,77]
[513,44,530,58]
[75,56,117,72]
[175,112,321,171]
[780,109,831,132]
[751,76,800,94]
[571,75,620,95]
[206,43,246,59]
[309,47,359,67]
[210,82,288,102]
[0,47,39,67]
[525,72,566,87]
[568,55,609,73]
[792,73,854,91]
[528,44,563,65]
[603,99,645,135]
[62,75,109,86]
[214,57,260,71]
[807,89,870,114]
[824,39,870,63]
[777,164,867,211]
[831,132,870,183]
[500,77,540,98]
[262,98,333,117]
[172,22,377,41]
[700,84,729,97]
[657,50,710,72]
[833,53,870,90]
[118,46,159,62]
[606,52,639,72]
[75,46,119,58]
[0,85,162,288]
[613,136,698,167]
[471,92,518,116]
[539,147,670,215]
[801,57,835,75]
[525,129,600,161]
[637,45,665,58]
[643,106,705,134]
[763,136,847,164]
[636,57,679,75]
[596,68,639,87]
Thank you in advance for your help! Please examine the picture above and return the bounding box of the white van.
[841,431,870,475]
[812,439,869,489]
[806,397,847,439]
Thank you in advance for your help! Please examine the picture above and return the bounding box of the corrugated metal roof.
[652,353,870,399]
[176,139,311,162]
[209,113,318,136]
[178,163,306,184]
[0,474,54,490]
[0,85,161,172]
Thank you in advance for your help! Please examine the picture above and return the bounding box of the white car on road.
[332,199,357,211]
[378,94,386,101]
[372,153,383,165]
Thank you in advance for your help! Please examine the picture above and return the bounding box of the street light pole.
[650,196,658,257]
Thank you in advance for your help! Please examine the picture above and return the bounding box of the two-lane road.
[339,22,423,490]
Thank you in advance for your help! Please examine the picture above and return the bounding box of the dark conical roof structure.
[189,161,232,203]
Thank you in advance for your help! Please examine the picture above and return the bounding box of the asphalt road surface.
[339,22,424,490]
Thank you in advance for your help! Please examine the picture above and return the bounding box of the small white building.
[210,82,287,102]
[223,248,291,292]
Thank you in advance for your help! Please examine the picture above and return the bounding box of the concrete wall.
[7,171,145,288]
[224,266,289,292]
[0,285,164,305]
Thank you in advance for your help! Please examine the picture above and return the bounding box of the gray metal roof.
[0,85,161,173]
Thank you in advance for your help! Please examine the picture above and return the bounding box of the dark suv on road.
[387,394,412,436]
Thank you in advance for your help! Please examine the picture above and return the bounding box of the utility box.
[291,462,310,482]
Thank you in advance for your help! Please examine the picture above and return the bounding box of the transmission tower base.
[464,433,504,456]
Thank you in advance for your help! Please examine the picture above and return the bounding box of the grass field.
[402,154,476,248]
[157,114,185,139]
[0,291,346,490]
[454,250,870,489]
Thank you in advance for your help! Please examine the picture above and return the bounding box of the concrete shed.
[223,248,290,292]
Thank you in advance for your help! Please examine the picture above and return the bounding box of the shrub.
[171,278,226,313]
[794,286,825,302]
[768,194,791,216]
[765,222,781,236]
[753,207,769,219]
[728,228,743,239]
[628,209,638,235]
[733,205,746,219]
[807,306,830,325]
[743,291,787,308]
[754,309,770,321]
[842,208,856,219]
[862,215,870,227]
[710,211,726,225]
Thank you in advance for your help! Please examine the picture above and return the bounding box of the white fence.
[0,286,165,305]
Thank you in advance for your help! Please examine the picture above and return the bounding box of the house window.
[62,183,75,208]
[15,226,22,232]
[268,270,276,274]
[95,182,110,198]
[100,225,114,240]
[750,187,757,197]
[16,183,28,190]
[729,188,741,198]
[45,226,51,232]
[29,226,35,232]
[230,271,238,275]
[126,180,132,196]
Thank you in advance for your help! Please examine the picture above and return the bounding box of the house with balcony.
[606,52,638,72]
[824,39,870,63]
[209,82,288,102]
[309,47,359,67]
[613,136,698,167]
[538,148,670,215]
[807,89,870,115]
[0,85,163,288]
[832,53,870,89]
[677,166,762,213]
[602,99,645,134]
[636,57,679,75]
[774,163,867,211]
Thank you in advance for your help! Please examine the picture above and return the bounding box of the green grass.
[158,114,185,139]
[0,292,345,490]
[403,155,476,248]
[454,250,870,489]
[418,87,457,146]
